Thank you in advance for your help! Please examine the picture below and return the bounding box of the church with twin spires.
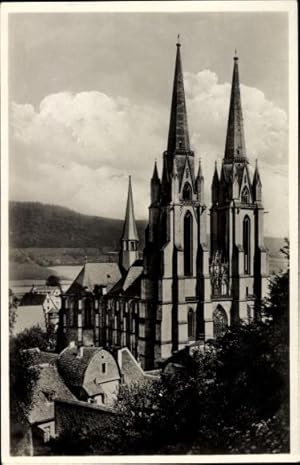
[58,40,269,370]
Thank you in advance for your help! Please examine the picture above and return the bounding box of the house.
[57,344,121,406]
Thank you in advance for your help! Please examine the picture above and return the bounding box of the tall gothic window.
[213,306,228,338]
[241,186,250,203]
[182,182,192,201]
[243,216,251,274]
[187,308,195,340]
[84,299,93,328]
[184,211,193,276]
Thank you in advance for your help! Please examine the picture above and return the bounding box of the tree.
[48,243,290,455]
[10,326,49,435]
[46,274,61,288]
[9,288,18,335]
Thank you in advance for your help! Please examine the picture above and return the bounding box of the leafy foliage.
[50,243,289,455]
[9,289,19,335]
[10,326,50,425]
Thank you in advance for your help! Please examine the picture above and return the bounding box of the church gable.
[179,156,195,197]
[239,165,253,204]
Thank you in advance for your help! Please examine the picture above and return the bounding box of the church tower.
[119,176,139,272]
[140,38,211,368]
[210,53,268,324]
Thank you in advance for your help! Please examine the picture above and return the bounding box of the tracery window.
[182,182,192,201]
[241,186,250,203]
[184,211,193,276]
[243,216,251,274]
[213,306,228,338]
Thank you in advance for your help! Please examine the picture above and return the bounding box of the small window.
[101,362,107,374]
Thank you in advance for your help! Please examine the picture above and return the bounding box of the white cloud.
[10,70,289,237]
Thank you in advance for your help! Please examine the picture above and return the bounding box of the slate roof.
[167,40,191,154]
[66,262,121,295]
[108,260,143,297]
[27,348,59,366]
[224,56,247,162]
[28,364,76,425]
[57,346,102,390]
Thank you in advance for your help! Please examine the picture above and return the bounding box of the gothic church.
[59,40,268,370]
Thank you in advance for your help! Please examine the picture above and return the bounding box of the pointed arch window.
[182,183,192,201]
[213,306,228,338]
[241,186,250,203]
[188,308,196,341]
[184,211,193,276]
[84,298,93,328]
[243,215,251,274]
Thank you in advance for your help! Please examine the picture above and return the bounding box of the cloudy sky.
[9,11,289,237]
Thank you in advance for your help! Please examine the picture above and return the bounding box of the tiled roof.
[66,262,121,295]
[28,348,59,366]
[28,364,76,425]
[12,305,46,336]
[57,346,101,389]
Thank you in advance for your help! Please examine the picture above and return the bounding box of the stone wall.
[55,398,115,437]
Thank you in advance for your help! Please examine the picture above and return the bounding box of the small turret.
[212,161,219,204]
[196,159,204,203]
[151,161,161,205]
[252,159,263,202]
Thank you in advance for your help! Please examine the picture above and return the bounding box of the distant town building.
[13,286,61,336]
[58,41,268,369]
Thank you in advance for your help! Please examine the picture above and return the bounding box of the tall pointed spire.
[224,54,247,163]
[167,37,191,155]
[196,158,204,180]
[121,176,139,241]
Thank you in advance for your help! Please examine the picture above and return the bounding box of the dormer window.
[241,186,250,203]
[182,183,192,201]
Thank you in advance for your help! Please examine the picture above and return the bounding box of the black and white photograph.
[1,1,298,462]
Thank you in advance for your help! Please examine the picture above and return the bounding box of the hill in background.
[9,201,288,278]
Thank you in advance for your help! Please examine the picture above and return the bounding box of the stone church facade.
[59,41,268,370]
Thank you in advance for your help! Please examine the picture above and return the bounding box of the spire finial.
[121,176,139,242]
[177,33,181,47]
[234,48,238,60]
